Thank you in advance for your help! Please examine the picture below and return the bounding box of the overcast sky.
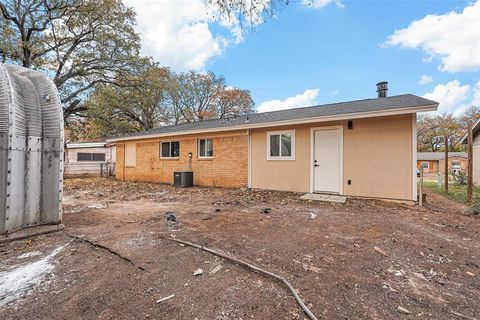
[124,0,480,115]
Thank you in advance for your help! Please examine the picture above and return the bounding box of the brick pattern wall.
[115,132,248,188]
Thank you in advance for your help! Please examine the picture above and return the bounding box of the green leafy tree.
[0,0,142,120]
[84,64,172,138]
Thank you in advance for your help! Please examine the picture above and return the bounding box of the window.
[267,130,295,160]
[77,152,106,162]
[198,138,213,158]
[420,162,429,169]
[160,141,180,158]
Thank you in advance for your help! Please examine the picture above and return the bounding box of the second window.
[198,138,213,158]
[161,141,180,158]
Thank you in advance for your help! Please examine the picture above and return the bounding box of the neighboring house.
[417,152,468,175]
[108,84,438,203]
[64,141,116,177]
[461,119,480,184]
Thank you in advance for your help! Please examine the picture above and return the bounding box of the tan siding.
[474,146,480,185]
[343,114,413,200]
[251,114,415,201]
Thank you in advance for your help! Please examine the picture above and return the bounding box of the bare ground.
[1,178,479,320]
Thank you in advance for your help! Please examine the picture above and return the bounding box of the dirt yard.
[1,178,479,320]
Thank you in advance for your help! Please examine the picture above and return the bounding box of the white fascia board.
[108,104,438,143]
[66,142,106,149]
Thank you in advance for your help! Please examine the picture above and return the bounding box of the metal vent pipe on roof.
[376,81,388,98]
[0,63,64,235]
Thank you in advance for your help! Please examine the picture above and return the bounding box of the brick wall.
[115,131,248,188]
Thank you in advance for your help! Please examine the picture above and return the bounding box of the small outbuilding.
[108,83,438,203]
[64,141,116,177]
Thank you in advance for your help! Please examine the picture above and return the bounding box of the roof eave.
[66,142,107,148]
[107,104,438,143]
[460,118,480,144]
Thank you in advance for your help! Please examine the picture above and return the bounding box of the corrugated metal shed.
[0,63,64,235]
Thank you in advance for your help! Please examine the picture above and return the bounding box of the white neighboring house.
[64,141,116,177]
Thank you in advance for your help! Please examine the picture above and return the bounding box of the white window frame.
[266,130,295,161]
[160,141,180,159]
[198,138,214,158]
[420,161,429,169]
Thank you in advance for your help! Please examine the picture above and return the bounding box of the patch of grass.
[423,181,480,207]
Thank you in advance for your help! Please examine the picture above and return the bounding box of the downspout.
[247,129,252,189]
[412,113,417,202]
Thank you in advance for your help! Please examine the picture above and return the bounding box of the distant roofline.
[66,141,107,148]
[417,152,468,161]
[108,94,438,143]
[460,118,480,144]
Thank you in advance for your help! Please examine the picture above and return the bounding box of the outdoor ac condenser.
[0,63,64,235]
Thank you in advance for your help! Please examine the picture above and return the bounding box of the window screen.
[161,141,180,158]
[268,132,294,159]
[199,139,213,157]
[77,153,105,161]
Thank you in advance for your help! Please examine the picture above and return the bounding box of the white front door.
[313,128,342,193]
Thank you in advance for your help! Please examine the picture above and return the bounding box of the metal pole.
[467,122,473,203]
[419,167,423,206]
[444,134,449,193]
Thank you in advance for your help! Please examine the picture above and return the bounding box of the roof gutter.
[66,142,107,148]
[107,104,438,143]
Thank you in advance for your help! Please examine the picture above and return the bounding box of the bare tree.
[215,87,254,119]
[167,71,226,123]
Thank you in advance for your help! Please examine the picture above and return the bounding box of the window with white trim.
[267,130,295,160]
[160,141,180,158]
[198,138,213,158]
[420,161,429,169]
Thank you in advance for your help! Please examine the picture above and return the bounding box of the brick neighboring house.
[416,152,468,175]
[108,86,438,203]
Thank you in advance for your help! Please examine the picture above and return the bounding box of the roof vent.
[376,81,388,98]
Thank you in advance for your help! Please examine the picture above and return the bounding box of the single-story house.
[64,141,116,177]
[108,84,438,203]
[417,152,468,175]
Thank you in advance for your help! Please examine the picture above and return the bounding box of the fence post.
[444,134,449,193]
[419,167,423,206]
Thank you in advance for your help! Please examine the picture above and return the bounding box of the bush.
[451,171,466,185]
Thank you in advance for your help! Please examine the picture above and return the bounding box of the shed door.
[314,129,342,193]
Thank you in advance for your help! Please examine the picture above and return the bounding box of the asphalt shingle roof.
[417,152,467,161]
[114,94,437,140]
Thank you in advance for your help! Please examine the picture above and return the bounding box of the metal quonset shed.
[0,63,64,235]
